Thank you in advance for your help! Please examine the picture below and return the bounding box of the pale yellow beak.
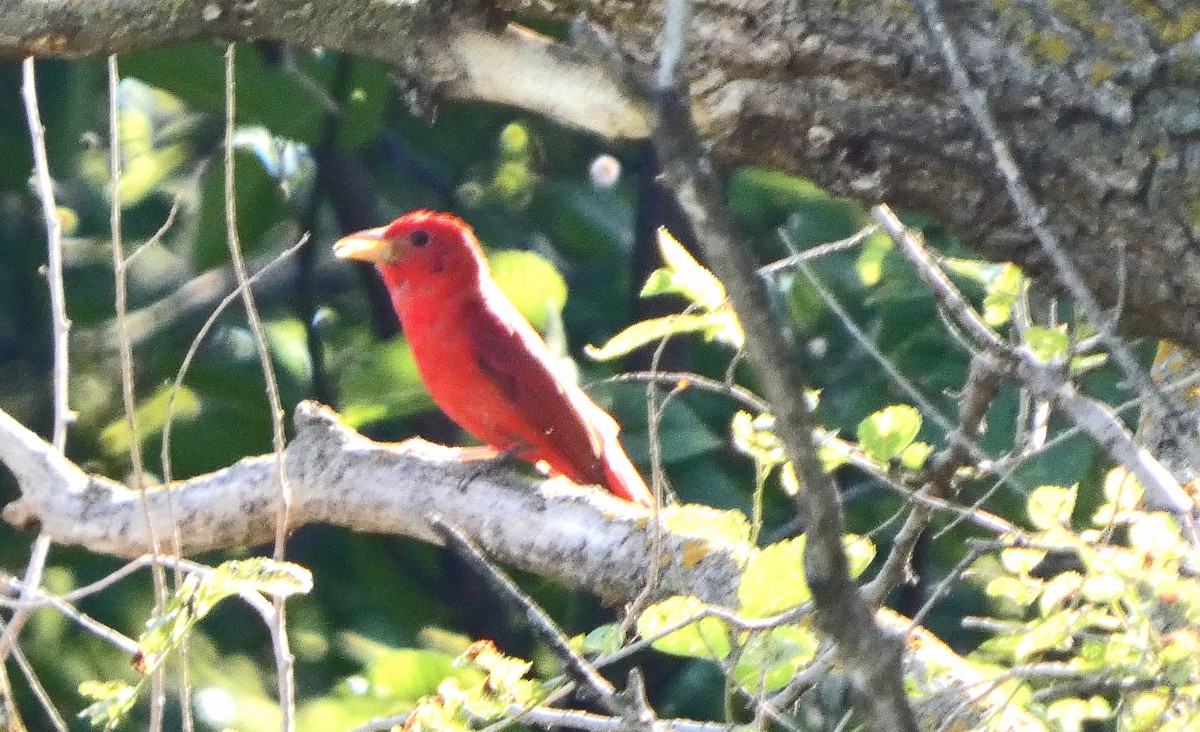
[332,226,392,264]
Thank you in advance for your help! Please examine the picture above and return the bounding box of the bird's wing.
[459,293,612,483]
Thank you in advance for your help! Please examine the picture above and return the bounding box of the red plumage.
[334,211,653,506]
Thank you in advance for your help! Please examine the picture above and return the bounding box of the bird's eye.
[410,230,430,247]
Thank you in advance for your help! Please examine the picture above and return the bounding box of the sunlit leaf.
[857,405,921,462]
[1028,485,1077,530]
[645,228,727,311]
[845,535,876,579]
[987,575,1041,607]
[1039,572,1083,615]
[661,505,752,548]
[636,596,731,659]
[78,680,138,731]
[739,537,809,617]
[1129,513,1182,555]
[584,314,722,361]
[489,249,568,331]
[734,625,819,692]
[1081,574,1126,603]
[854,232,892,287]
[1025,326,1070,364]
[1001,546,1047,575]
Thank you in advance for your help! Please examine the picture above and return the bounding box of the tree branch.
[0,401,743,605]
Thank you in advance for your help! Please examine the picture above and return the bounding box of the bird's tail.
[602,437,654,507]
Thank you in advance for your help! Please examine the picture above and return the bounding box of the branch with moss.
[6,0,1200,353]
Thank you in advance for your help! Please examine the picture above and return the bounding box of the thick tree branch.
[0,401,742,605]
[8,0,1198,351]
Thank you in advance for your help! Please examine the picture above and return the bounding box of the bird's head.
[333,211,488,293]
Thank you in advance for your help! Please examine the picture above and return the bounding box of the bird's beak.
[333,227,393,264]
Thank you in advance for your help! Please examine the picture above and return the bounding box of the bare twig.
[879,205,1194,524]
[430,518,624,715]
[757,225,878,277]
[222,43,295,730]
[598,371,770,414]
[515,706,730,732]
[0,62,69,721]
[10,642,68,732]
[108,54,169,732]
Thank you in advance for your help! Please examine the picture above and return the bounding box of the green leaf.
[1047,696,1111,732]
[336,60,392,149]
[99,383,202,459]
[78,680,138,731]
[1014,610,1076,661]
[122,43,324,143]
[488,249,568,331]
[854,232,892,287]
[1081,574,1126,603]
[636,596,731,659]
[1039,572,1082,615]
[986,575,1042,607]
[981,263,1023,326]
[212,557,314,599]
[730,411,786,469]
[1001,546,1047,575]
[336,337,432,428]
[1127,691,1169,732]
[816,436,853,472]
[900,441,933,470]
[857,405,922,462]
[1128,513,1182,555]
[738,537,809,617]
[660,505,752,548]
[845,535,876,579]
[734,625,819,692]
[941,259,1024,326]
[584,314,722,361]
[580,625,625,656]
[1028,485,1077,530]
[1025,326,1070,364]
[645,228,727,311]
[266,318,314,387]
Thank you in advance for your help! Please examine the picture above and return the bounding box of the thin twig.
[122,194,183,267]
[430,517,626,715]
[160,235,309,491]
[10,642,68,732]
[108,54,169,732]
[515,706,731,732]
[597,371,769,413]
[0,62,68,711]
[757,225,878,277]
[222,43,296,731]
[0,579,139,655]
[782,226,957,435]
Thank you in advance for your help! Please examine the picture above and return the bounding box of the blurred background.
[0,37,1121,730]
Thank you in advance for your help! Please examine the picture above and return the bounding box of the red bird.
[333,211,653,506]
